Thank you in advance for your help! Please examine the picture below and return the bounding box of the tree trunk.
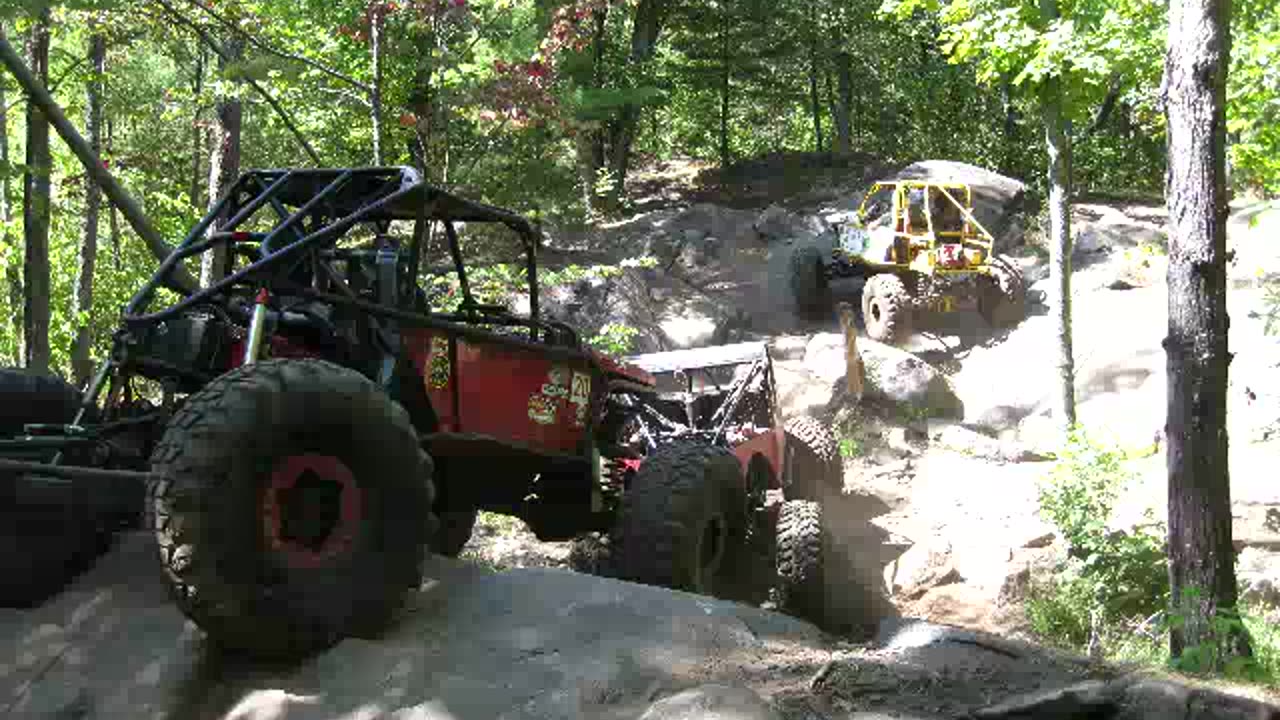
[71,29,106,388]
[573,5,610,213]
[717,6,730,167]
[0,26,21,365]
[1039,0,1075,437]
[606,0,668,206]
[807,2,822,154]
[1163,0,1246,668]
[832,51,852,154]
[202,34,243,287]
[22,7,51,374]
[369,2,385,165]
[108,116,120,270]
[1001,79,1018,175]
[190,42,205,209]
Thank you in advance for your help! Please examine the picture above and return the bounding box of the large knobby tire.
[148,359,435,659]
[861,273,912,345]
[0,368,93,434]
[775,499,824,620]
[783,416,841,501]
[787,245,832,322]
[613,443,747,597]
[0,368,104,607]
[978,255,1027,329]
[430,509,478,557]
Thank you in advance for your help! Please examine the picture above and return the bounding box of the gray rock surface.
[857,338,964,420]
[0,533,825,720]
[638,685,778,720]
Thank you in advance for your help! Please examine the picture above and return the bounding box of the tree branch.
[1076,74,1123,143]
[0,32,198,293]
[314,85,371,107]
[180,0,371,93]
[153,0,323,165]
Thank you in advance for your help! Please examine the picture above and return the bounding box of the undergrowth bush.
[1028,430,1280,687]
[1028,430,1168,648]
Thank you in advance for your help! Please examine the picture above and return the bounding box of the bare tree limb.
[180,0,371,93]
[153,0,322,165]
[0,32,198,294]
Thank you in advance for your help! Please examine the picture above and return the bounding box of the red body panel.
[404,328,594,454]
[731,427,786,490]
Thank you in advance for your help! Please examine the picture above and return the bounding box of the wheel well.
[747,452,775,495]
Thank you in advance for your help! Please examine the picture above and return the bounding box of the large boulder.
[805,333,964,420]
[4,532,826,720]
[862,349,961,421]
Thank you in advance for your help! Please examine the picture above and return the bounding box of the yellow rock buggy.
[788,180,1026,345]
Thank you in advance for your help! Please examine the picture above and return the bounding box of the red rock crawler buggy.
[0,167,840,660]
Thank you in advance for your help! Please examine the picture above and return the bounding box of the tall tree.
[1040,0,1076,433]
[0,25,21,365]
[201,32,243,287]
[71,20,106,387]
[806,0,823,153]
[883,0,1161,439]
[606,0,668,205]
[368,1,386,165]
[1163,0,1248,668]
[190,41,206,209]
[22,5,52,374]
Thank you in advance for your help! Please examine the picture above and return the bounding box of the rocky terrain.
[5,531,1277,720]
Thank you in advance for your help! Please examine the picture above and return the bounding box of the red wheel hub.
[262,454,363,569]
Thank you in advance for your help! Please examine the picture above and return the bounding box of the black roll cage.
[124,166,546,329]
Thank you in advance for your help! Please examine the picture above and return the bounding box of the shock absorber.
[243,288,270,365]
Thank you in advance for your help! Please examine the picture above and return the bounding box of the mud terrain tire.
[0,368,93,434]
[775,499,823,619]
[0,368,105,607]
[977,254,1027,329]
[787,244,832,321]
[783,416,841,500]
[613,443,746,596]
[862,273,912,345]
[149,359,435,659]
[431,509,478,557]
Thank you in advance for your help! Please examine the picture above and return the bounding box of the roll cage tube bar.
[121,167,544,334]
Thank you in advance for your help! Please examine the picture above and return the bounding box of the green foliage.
[832,407,864,458]
[1264,278,1280,336]
[585,321,637,356]
[1229,0,1280,194]
[1028,430,1168,647]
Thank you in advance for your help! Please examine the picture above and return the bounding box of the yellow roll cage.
[855,180,997,274]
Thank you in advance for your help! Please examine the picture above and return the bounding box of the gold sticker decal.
[428,336,450,390]
[569,372,592,427]
[570,372,591,404]
[528,394,557,425]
